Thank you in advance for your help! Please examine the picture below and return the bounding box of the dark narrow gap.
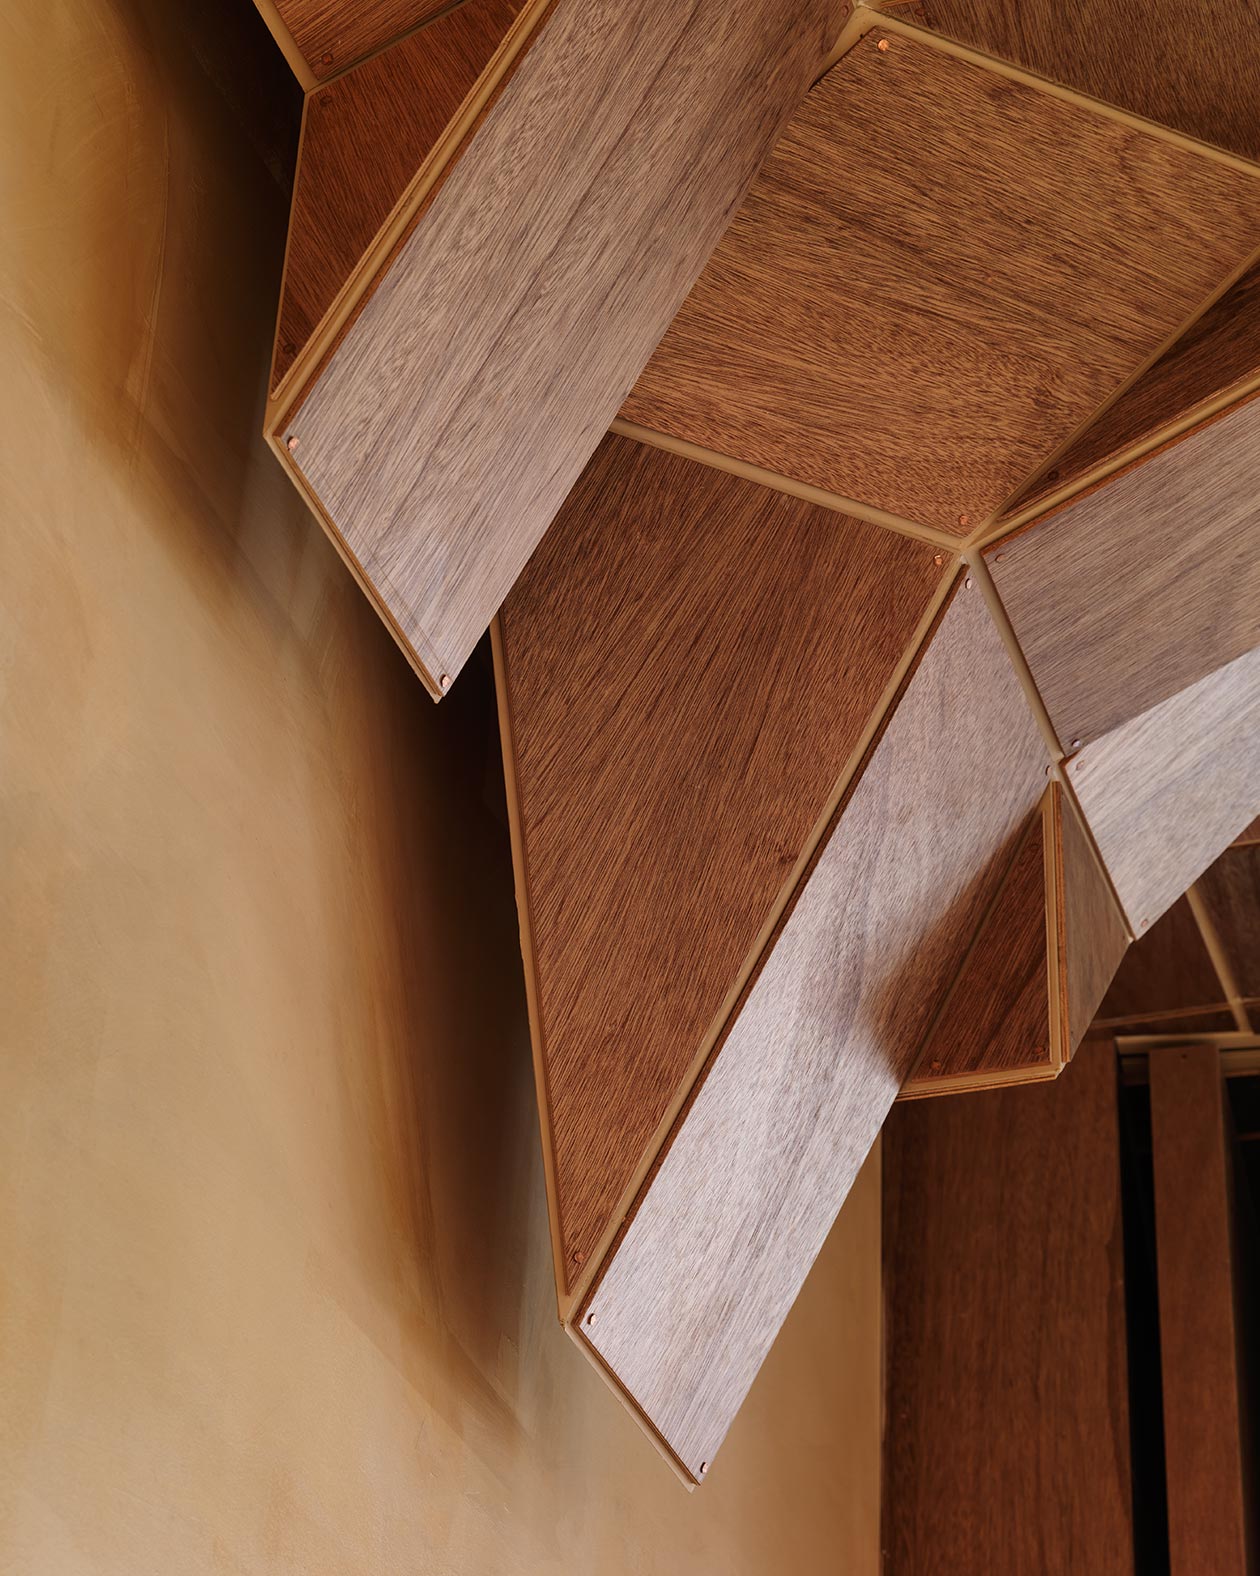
[1117,1073,1171,1576]
[1225,1076,1260,1566]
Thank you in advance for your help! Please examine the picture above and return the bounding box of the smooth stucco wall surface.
[0,3,881,1570]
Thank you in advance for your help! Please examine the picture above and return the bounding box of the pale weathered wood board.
[580,580,1047,1477]
[622,29,1260,534]
[283,0,844,692]
[988,394,1260,749]
[1068,643,1260,932]
[1196,843,1260,999]
[905,804,1052,1089]
[1059,787,1129,1050]
[1097,896,1221,1022]
[920,0,1260,162]
[1012,260,1260,515]
[883,1041,1133,1576]
[272,0,520,391]
[274,0,454,76]
[497,434,946,1287]
[1149,1047,1250,1576]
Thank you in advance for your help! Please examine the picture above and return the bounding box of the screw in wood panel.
[572,1250,585,1265]
[286,434,300,452]
[1139,917,1150,930]
[958,514,970,528]
[439,674,452,691]
[964,576,974,589]
[994,552,1005,562]
[933,554,944,566]
[699,1462,709,1476]
[1070,738,1082,750]
[320,51,333,65]
[929,1059,942,1073]
[1031,1046,1044,1059]
[877,38,890,51]
[1044,763,1054,776]
[585,1311,595,1326]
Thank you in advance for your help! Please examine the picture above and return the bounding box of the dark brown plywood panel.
[920,0,1260,162]
[1236,815,1260,846]
[1097,897,1221,1021]
[1012,260,1260,515]
[272,0,520,391]
[1197,843,1260,999]
[988,394,1260,750]
[1149,1047,1250,1576]
[1060,787,1130,1050]
[284,0,844,693]
[581,581,1048,1478]
[883,1041,1133,1576]
[622,30,1260,534]
[908,806,1052,1088]
[1068,642,1260,932]
[275,0,454,77]
[498,435,946,1285]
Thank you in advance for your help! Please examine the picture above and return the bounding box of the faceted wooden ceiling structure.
[255,0,1260,1484]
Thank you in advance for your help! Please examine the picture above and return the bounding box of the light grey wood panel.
[285,0,843,692]
[1068,643,1260,933]
[580,579,1047,1478]
[988,394,1260,750]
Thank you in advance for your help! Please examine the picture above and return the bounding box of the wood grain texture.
[1097,897,1222,1022]
[882,1041,1133,1576]
[621,29,1260,534]
[580,580,1048,1477]
[272,0,519,391]
[275,0,453,76]
[920,0,1260,162]
[1060,785,1130,1051]
[1012,260,1260,515]
[285,0,844,692]
[906,805,1052,1089]
[988,393,1260,750]
[497,434,946,1285]
[1068,642,1260,932]
[1197,844,1260,999]
[1097,1008,1238,1038]
[1149,1047,1250,1576]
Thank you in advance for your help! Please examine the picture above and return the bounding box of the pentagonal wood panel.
[622,27,1260,533]
[1068,642,1260,932]
[580,579,1047,1478]
[271,0,521,391]
[497,435,947,1289]
[988,394,1260,750]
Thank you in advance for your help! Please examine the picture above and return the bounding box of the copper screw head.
[439,673,452,692]
[286,434,299,452]
[929,1059,943,1074]
[572,1250,585,1265]
[958,513,970,527]
[933,553,944,566]
[877,38,890,51]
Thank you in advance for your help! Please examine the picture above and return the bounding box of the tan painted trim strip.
[251,0,317,89]
[610,418,960,550]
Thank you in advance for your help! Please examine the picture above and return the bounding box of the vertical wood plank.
[883,1040,1133,1575]
[1149,1047,1250,1576]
